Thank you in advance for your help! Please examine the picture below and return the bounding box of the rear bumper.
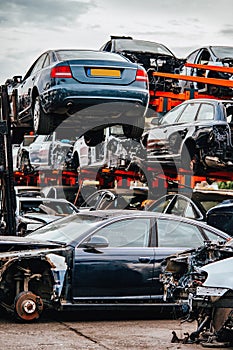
[41,85,149,117]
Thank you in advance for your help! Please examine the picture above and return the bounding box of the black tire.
[33,96,54,135]
[122,117,144,139]
[84,129,104,147]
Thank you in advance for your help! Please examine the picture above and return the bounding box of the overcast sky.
[0,0,232,83]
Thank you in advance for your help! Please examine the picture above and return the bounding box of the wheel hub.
[15,291,43,321]
[22,299,36,314]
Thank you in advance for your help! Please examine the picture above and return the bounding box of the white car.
[67,125,140,171]
[16,197,79,235]
[16,133,74,172]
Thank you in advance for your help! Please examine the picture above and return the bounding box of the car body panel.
[201,256,233,290]
[207,200,233,235]
[72,246,155,299]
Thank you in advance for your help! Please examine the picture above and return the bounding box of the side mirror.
[151,117,159,126]
[82,235,109,249]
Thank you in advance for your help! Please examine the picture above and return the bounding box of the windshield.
[211,46,233,59]
[27,214,104,243]
[115,39,174,56]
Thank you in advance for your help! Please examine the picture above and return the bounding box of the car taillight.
[136,68,148,83]
[51,66,72,78]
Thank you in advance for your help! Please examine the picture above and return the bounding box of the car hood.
[0,235,65,254]
[23,213,61,223]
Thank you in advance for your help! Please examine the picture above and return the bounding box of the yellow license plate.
[90,68,121,77]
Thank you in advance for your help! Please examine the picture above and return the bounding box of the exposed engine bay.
[118,50,185,93]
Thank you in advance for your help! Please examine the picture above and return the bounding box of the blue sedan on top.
[7,50,149,145]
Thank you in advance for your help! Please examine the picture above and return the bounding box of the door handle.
[138,257,151,263]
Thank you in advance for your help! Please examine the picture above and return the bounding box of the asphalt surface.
[0,310,231,350]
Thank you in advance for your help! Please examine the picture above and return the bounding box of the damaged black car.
[142,98,233,174]
[0,210,229,322]
[100,36,185,93]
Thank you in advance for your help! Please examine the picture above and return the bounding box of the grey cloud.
[0,0,96,29]
[220,25,233,36]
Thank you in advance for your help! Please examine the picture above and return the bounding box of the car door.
[17,53,48,115]
[151,103,200,159]
[147,103,186,159]
[71,217,156,301]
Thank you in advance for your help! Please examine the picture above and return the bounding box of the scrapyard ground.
[0,310,231,350]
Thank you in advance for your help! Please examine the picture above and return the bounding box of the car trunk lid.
[68,59,137,85]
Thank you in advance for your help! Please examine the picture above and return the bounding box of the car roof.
[178,98,233,105]
[93,188,148,195]
[79,209,229,234]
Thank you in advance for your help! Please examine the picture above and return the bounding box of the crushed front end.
[0,246,69,322]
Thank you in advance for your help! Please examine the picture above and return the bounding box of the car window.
[167,197,197,218]
[56,50,127,62]
[115,39,174,56]
[157,219,204,248]
[92,218,151,247]
[159,104,186,126]
[149,197,173,213]
[186,50,200,64]
[177,103,200,123]
[81,192,102,207]
[197,49,211,65]
[30,54,47,75]
[211,46,233,59]
[43,54,50,68]
[196,103,214,120]
[19,200,76,215]
[202,228,226,242]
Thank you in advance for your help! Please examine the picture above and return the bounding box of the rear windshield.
[115,39,174,56]
[56,50,127,62]
[211,46,233,59]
